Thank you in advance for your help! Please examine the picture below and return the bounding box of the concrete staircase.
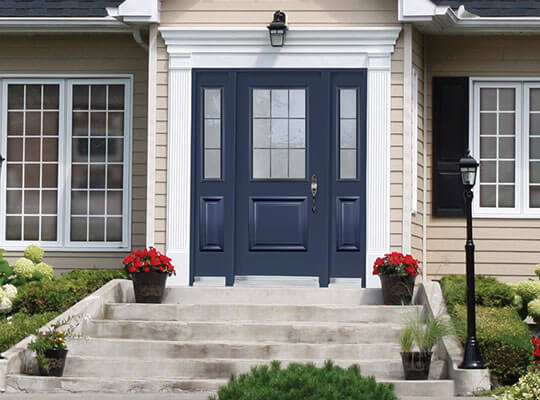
[6,287,454,398]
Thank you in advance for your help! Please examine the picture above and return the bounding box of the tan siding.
[411,28,424,263]
[1,34,148,270]
[426,35,540,282]
[154,36,169,252]
[161,0,398,26]
[391,33,404,250]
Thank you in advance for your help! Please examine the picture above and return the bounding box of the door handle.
[311,175,318,213]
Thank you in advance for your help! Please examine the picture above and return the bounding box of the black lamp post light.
[458,151,485,370]
[268,10,287,47]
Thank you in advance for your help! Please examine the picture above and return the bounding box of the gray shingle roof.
[0,1,124,17]
[434,1,540,17]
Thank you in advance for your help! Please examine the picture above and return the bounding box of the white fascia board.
[107,0,160,24]
[0,17,131,33]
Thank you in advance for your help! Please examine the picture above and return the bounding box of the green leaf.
[0,260,11,275]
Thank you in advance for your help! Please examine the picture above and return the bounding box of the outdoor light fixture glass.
[459,151,479,188]
[268,10,287,47]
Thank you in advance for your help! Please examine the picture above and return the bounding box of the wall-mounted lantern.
[267,10,287,47]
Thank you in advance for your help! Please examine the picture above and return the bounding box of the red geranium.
[372,252,420,277]
[123,247,175,276]
[532,336,540,358]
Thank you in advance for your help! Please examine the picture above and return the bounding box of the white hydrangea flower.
[35,262,54,280]
[2,284,17,300]
[0,295,12,314]
[13,258,36,279]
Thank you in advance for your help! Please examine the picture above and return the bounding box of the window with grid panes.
[1,79,131,249]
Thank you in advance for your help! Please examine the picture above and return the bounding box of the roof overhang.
[107,0,159,24]
[399,0,540,34]
[0,17,132,33]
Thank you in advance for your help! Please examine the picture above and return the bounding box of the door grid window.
[252,89,306,179]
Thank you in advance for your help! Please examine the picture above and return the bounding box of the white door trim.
[159,26,401,287]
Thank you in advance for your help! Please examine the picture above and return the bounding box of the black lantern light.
[268,10,287,47]
[459,152,479,188]
[458,151,485,370]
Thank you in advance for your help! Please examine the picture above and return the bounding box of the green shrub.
[451,305,533,385]
[58,269,127,293]
[440,275,515,309]
[12,269,126,315]
[12,280,85,314]
[0,312,57,353]
[535,265,540,279]
[501,368,540,400]
[210,361,398,400]
[514,280,540,306]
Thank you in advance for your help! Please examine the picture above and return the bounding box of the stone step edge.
[87,319,404,327]
[105,302,422,309]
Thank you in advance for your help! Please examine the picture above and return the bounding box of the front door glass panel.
[252,89,306,179]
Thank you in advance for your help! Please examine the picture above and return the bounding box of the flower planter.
[401,351,432,380]
[379,274,415,305]
[38,349,68,377]
[132,271,168,303]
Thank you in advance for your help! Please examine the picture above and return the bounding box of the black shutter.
[432,77,469,217]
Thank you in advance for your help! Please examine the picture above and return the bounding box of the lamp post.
[458,151,485,370]
[267,11,287,47]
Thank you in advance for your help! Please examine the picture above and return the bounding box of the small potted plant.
[399,313,452,380]
[123,247,175,303]
[28,319,77,377]
[373,252,419,305]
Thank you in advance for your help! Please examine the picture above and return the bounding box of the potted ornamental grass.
[28,318,78,377]
[123,247,175,303]
[399,313,452,380]
[373,252,419,305]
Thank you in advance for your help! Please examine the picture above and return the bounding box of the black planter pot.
[132,271,168,303]
[379,274,415,305]
[401,351,432,380]
[39,349,68,377]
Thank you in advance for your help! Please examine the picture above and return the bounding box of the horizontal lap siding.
[426,35,540,283]
[411,28,424,263]
[155,0,404,253]
[0,34,148,272]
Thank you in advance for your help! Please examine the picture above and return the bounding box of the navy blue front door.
[191,70,366,287]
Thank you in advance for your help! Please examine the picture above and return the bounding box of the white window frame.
[0,75,132,251]
[471,78,540,218]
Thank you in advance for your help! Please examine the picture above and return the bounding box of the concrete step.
[67,338,402,360]
[383,380,454,398]
[59,356,445,380]
[5,375,454,397]
[162,287,384,305]
[83,320,402,344]
[104,303,423,323]
[5,375,224,393]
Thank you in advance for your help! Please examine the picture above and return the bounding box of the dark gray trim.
[0,1,123,17]
[434,1,540,17]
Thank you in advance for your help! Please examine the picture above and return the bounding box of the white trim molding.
[160,27,401,287]
[107,0,160,24]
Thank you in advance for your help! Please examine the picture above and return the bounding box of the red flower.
[143,266,150,272]
[374,258,383,267]
[373,266,380,275]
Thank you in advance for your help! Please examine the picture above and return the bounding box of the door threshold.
[233,275,319,287]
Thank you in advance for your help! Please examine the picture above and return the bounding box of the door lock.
[311,175,318,213]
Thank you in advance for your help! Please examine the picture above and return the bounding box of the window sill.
[472,212,540,219]
[0,244,131,253]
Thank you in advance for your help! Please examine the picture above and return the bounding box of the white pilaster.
[166,64,192,286]
[365,67,392,288]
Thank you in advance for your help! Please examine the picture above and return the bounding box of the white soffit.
[400,0,540,34]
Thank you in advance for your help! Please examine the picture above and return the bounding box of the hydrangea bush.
[13,258,36,280]
[11,245,55,284]
[0,284,16,314]
[500,369,540,400]
[23,245,44,264]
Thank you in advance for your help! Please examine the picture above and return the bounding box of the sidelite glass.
[70,84,125,242]
[203,89,222,179]
[6,84,59,241]
[478,87,516,208]
[339,89,358,179]
[252,89,306,179]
